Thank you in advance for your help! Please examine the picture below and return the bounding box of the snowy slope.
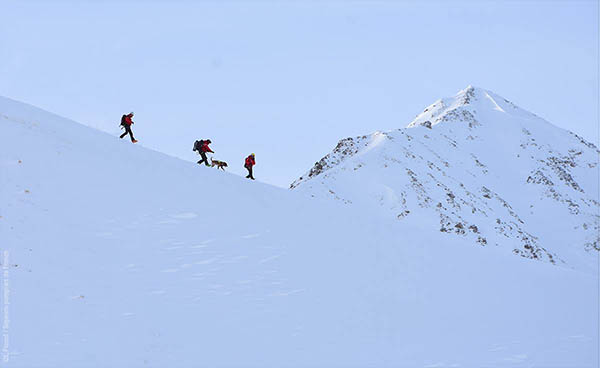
[0,95,598,367]
[292,86,599,272]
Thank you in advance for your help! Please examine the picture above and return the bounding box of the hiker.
[193,139,213,166]
[244,153,256,180]
[119,112,138,143]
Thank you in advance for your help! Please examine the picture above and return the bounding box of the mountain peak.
[407,86,536,130]
[292,87,599,270]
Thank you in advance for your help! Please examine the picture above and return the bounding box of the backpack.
[120,115,127,126]
[193,140,205,152]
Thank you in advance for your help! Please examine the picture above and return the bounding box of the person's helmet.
[207,139,212,143]
[251,153,255,157]
[129,112,134,116]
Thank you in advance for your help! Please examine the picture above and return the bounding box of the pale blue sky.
[1,0,597,187]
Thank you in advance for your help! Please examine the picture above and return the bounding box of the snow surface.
[1,94,598,367]
[292,86,600,272]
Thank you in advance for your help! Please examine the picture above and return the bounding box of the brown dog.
[210,159,228,170]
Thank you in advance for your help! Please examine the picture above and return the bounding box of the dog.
[210,158,228,170]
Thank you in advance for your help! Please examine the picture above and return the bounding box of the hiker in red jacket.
[119,112,138,143]
[193,139,213,166]
[244,153,256,180]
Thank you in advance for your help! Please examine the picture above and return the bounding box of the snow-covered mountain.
[292,86,599,271]
[0,94,598,367]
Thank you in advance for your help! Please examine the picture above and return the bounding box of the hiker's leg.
[127,126,135,141]
[199,152,208,165]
